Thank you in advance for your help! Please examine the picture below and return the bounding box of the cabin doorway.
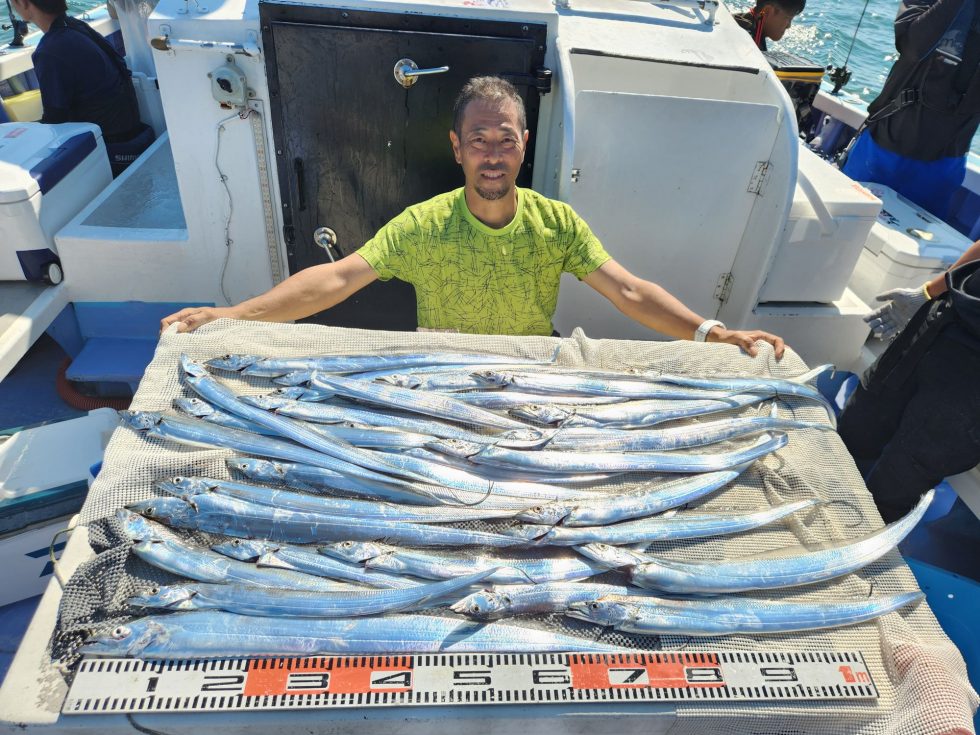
[262,5,548,330]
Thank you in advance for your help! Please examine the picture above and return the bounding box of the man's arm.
[926,238,980,297]
[160,253,379,333]
[894,0,969,58]
[583,259,786,358]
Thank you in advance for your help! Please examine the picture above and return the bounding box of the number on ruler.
[201,674,245,692]
[453,670,492,686]
[286,672,330,690]
[685,668,723,683]
[371,671,412,689]
[760,667,798,682]
[608,668,649,685]
[532,669,571,685]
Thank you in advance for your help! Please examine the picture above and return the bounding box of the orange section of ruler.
[568,653,725,690]
[243,656,414,696]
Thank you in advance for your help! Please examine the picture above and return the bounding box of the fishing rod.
[2,0,28,47]
[829,0,874,94]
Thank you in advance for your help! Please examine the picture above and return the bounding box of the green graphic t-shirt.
[357,188,611,336]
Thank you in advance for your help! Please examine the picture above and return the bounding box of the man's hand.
[864,287,928,341]
[160,306,236,334]
[708,327,786,359]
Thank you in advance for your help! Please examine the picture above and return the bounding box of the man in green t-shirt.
[163,77,784,358]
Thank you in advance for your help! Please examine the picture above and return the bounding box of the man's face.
[763,6,797,41]
[450,98,529,202]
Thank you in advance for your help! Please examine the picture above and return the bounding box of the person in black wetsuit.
[842,0,980,220]
[733,0,806,51]
[838,241,980,523]
[10,0,148,172]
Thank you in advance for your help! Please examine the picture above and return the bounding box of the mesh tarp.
[55,319,978,734]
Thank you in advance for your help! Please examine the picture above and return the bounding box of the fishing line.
[214,108,252,306]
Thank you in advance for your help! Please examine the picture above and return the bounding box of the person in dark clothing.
[842,0,980,219]
[733,0,806,51]
[838,240,980,523]
[10,0,143,145]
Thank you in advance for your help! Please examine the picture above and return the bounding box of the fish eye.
[501,595,512,604]
[111,626,131,639]
[150,586,160,594]
[232,539,242,546]
[471,604,481,613]
[142,507,155,516]
[174,476,183,482]
[342,541,354,548]
[590,602,600,610]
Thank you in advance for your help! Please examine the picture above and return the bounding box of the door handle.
[394,58,450,89]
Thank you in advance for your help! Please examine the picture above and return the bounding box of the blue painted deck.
[0,596,41,689]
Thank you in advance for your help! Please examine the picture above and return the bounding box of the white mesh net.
[55,319,977,733]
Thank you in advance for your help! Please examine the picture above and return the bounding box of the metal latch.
[747,161,771,195]
[314,227,340,262]
[500,68,553,95]
[714,272,734,303]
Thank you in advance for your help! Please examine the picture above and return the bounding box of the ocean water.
[3,0,977,153]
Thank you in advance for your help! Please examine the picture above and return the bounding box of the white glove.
[864,286,929,341]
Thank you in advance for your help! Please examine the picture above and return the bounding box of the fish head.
[179,354,210,378]
[272,370,313,386]
[173,397,215,417]
[242,394,290,410]
[272,387,309,400]
[377,374,421,389]
[83,619,169,658]
[128,585,196,610]
[515,503,571,525]
[127,497,192,523]
[508,404,570,426]
[425,438,483,459]
[157,476,216,500]
[566,598,633,627]
[469,370,510,386]
[116,508,163,542]
[211,538,277,561]
[574,543,640,569]
[207,354,260,372]
[119,411,163,432]
[227,457,284,481]
[495,428,552,448]
[320,540,386,563]
[450,590,508,619]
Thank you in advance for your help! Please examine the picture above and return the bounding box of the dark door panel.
[262,5,548,330]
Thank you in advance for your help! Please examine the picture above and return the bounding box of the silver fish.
[159,476,520,523]
[310,373,534,432]
[453,391,630,410]
[83,611,629,657]
[174,397,277,435]
[574,490,934,593]
[236,350,558,378]
[461,432,789,474]
[451,583,637,619]
[543,416,830,453]
[258,546,417,588]
[509,394,768,429]
[330,544,610,585]
[516,469,744,526]
[130,536,350,591]
[226,457,441,506]
[505,500,819,545]
[129,493,525,548]
[470,370,740,400]
[128,570,495,617]
[565,591,923,636]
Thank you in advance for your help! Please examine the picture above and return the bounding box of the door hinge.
[283,224,295,245]
[747,161,771,195]
[714,272,734,303]
[501,68,553,95]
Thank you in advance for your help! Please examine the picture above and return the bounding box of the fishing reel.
[828,65,852,95]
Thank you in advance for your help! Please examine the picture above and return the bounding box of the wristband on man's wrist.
[922,282,932,300]
[694,319,726,343]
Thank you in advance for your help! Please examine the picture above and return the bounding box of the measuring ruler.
[63,651,877,714]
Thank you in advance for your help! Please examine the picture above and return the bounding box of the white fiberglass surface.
[82,140,186,230]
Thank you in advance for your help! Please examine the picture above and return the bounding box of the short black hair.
[26,0,68,14]
[452,76,526,135]
[756,0,805,13]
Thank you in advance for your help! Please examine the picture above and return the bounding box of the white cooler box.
[849,183,974,306]
[0,122,111,282]
[759,146,882,303]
